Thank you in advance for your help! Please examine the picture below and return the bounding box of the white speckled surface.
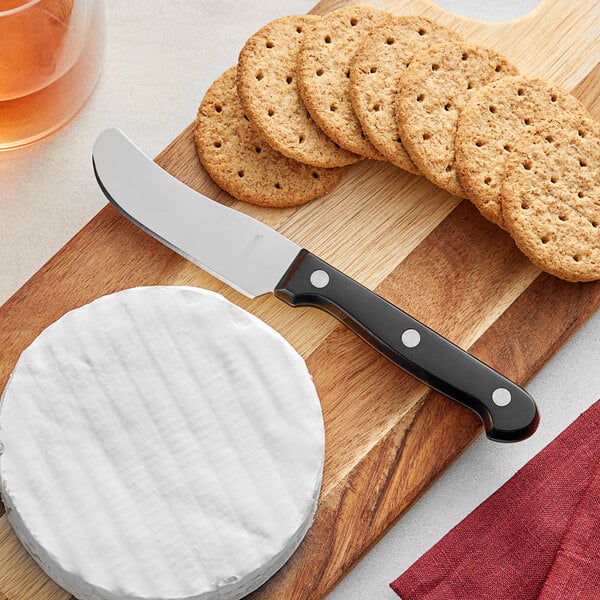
[1,2,599,599]
[0,286,324,600]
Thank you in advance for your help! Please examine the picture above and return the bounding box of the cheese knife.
[92,128,538,442]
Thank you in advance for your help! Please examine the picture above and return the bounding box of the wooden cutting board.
[1,0,600,598]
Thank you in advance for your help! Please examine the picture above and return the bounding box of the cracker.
[455,76,590,227]
[297,6,390,160]
[350,16,462,174]
[395,41,518,196]
[502,115,600,282]
[237,15,360,168]
[195,67,346,207]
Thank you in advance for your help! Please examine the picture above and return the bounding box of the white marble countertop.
[1,1,599,599]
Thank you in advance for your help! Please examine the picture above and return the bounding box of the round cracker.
[296,6,390,160]
[237,15,360,168]
[350,16,462,174]
[395,41,518,197]
[195,68,346,207]
[455,76,590,227]
[502,115,600,282]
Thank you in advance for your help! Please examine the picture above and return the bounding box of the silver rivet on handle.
[492,387,512,406]
[310,269,330,288]
[401,328,421,348]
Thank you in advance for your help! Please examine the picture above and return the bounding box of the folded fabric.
[390,399,600,600]
[538,457,600,599]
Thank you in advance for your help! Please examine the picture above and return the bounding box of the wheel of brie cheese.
[0,286,325,600]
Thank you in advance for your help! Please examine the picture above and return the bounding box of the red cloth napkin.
[390,399,600,600]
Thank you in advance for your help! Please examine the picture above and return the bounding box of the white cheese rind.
[0,286,325,600]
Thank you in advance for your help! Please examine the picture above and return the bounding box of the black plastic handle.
[274,250,539,442]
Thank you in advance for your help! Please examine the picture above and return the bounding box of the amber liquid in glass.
[0,0,104,149]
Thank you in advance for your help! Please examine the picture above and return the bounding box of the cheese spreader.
[92,128,538,442]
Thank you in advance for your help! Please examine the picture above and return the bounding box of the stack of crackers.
[195,6,600,283]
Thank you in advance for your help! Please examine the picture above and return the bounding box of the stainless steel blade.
[92,128,301,298]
